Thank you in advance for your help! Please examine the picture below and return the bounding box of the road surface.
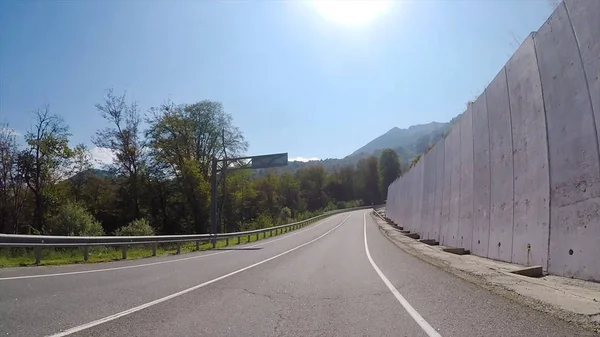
[0,210,595,337]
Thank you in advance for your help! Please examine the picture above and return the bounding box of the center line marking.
[46,213,353,337]
[363,212,442,337]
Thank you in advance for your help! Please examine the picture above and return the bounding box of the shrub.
[278,207,292,224]
[250,213,273,229]
[47,202,104,236]
[323,201,337,212]
[115,218,155,236]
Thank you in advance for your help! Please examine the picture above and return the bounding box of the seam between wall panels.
[458,115,462,247]
[533,27,552,272]
[505,66,517,264]
[471,103,477,251]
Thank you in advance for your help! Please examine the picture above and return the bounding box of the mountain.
[350,122,449,160]
[68,168,114,181]
[257,121,451,176]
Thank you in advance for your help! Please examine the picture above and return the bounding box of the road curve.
[0,210,595,337]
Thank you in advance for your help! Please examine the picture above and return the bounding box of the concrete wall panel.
[471,93,491,257]
[447,122,462,248]
[426,148,437,239]
[486,68,514,262]
[506,35,550,269]
[441,132,453,246]
[566,0,600,150]
[414,159,425,234]
[536,2,600,280]
[432,139,446,242]
[405,170,412,230]
[410,168,416,232]
[459,107,474,251]
[420,151,432,238]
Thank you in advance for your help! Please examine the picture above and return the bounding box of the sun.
[311,0,393,27]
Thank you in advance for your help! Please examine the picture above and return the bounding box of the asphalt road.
[0,210,595,337]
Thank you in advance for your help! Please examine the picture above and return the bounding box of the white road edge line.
[46,213,353,337]
[0,214,340,281]
[363,212,442,337]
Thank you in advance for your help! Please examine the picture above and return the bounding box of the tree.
[278,172,302,217]
[296,166,328,211]
[356,156,381,205]
[146,100,247,233]
[20,107,72,233]
[94,89,145,221]
[68,144,93,202]
[0,124,25,233]
[379,149,402,196]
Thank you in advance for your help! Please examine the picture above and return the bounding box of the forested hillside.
[0,90,403,236]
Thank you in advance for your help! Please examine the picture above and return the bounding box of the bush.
[323,201,337,212]
[115,218,155,236]
[278,207,292,224]
[47,202,104,236]
[250,213,273,229]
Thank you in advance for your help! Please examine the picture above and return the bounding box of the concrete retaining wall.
[385,0,600,281]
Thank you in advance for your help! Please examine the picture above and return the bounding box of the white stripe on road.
[46,214,352,337]
[0,215,340,281]
[363,212,442,337]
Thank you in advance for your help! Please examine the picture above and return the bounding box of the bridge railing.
[0,206,376,265]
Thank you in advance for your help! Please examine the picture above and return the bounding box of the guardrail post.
[225,238,229,247]
[122,246,127,260]
[152,243,157,256]
[247,234,251,243]
[83,246,89,262]
[176,242,181,254]
[212,236,216,249]
[195,241,200,251]
[237,236,241,245]
[35,247,41,265]
[256,233,259,241]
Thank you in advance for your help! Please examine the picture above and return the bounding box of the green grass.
[0,222,307,268]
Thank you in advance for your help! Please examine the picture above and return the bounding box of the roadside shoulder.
[371,212,600,334]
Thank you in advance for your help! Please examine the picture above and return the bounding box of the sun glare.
[311,0,393,27]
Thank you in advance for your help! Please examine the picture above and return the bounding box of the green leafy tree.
[296,166,328,211]
[253,172,280,220]
[21,107,73,233]
[356,156,381,205]
[277,172,302,217]
[378,148,402,196]
[146,100,247,234]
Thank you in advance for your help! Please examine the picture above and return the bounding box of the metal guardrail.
[0,206,375,265]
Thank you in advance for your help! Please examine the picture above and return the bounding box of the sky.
[0,0,555,164]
